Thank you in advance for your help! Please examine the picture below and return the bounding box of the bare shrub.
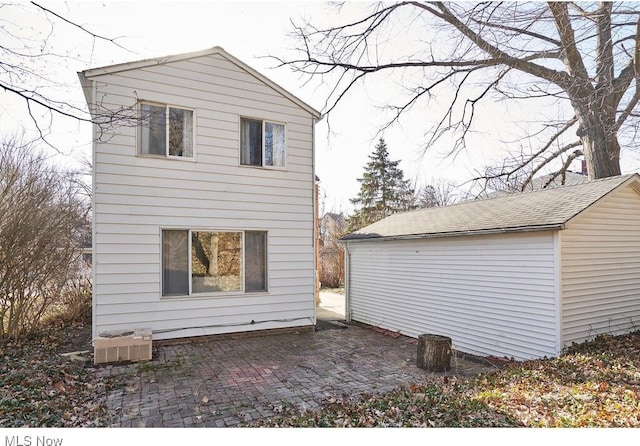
[0,136,88,341]
[46,273,92,329]
[319,246,344,289]
[319,213,346,289]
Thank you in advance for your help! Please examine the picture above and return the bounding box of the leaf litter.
[1,327,639,427]
[0,325,124,427]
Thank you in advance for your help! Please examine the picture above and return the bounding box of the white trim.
[188,229,193,296]
[241,231,246,293]
[340,224,567,244]
[90,77,98,342]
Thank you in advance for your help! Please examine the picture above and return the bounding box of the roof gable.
[342,174,640,242]
[78,46,321,119]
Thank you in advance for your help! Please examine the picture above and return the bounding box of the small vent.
[94,328,152,365]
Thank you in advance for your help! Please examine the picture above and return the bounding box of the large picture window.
[162,229,267,296]
[240,118,285,168]
[139,103,194,158]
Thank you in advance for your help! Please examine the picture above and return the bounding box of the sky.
[2,0,640,214]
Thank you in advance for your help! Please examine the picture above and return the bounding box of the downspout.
[343,242,351,322]
[80,73,98,343]
[554,230,563,356]
[312,116,318,323]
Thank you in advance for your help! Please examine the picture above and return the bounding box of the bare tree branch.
[279,2,640,187]
[30,1,132,53]
[0,2,141,150]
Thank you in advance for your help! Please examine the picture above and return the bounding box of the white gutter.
[338,223,566,245]
[343,243,351,322]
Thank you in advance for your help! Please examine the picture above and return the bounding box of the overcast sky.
[3,1,640,213]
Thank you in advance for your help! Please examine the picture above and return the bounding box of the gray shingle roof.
[342,174,639,241]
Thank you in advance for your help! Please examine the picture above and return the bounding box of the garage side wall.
[561,183,640,347]
[345,232,559,360]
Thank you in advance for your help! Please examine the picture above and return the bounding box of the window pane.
[169,107,193,157]
[139,104,166,155]
[240,118,262,166]
[245,231,267,292]
[192,232,242,293]
[265,122,285,167]
[162,230,189,295]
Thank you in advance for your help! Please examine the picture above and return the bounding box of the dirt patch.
[58,325,92,353]
[315,320,349,331]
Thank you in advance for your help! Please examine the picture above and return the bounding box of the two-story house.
[78,47,321,349]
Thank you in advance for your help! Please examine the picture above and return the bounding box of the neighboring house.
[320,212,346,246]
[78,47,321,343]
[340,174,640,360]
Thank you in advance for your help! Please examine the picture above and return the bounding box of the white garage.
[340,174,640,360]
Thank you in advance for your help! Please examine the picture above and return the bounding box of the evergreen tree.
[347,138,415,232]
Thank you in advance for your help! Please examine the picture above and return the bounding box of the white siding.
[89,52,316,340]
[561,184,640,346]
[345,232,559,360]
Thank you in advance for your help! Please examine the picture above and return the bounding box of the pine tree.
[347,138,416,232]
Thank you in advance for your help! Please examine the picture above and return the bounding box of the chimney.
[581,159,588,176]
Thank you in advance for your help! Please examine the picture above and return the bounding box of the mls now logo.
[5,437,63,446]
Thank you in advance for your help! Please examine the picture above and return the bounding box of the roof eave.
[339,223,566,244]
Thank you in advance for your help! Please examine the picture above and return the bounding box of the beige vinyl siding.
[561,184,640,347]
[346,232,559,360]
[89,52,316,340]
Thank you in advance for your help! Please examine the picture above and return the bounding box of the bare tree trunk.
[417,334,452,372]
[576,104,622,179]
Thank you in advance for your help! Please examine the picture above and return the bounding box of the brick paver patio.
[98,323,497,427]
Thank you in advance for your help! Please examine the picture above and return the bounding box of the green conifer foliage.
[347,138,415,232]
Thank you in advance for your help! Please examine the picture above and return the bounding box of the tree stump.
[417,334,452,372]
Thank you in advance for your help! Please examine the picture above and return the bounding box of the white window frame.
[239,117,287,169]
[138,101,196,160]
[161,228,268,297]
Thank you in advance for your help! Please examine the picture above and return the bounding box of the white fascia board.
[79,46,322,120]
[338,223,566,245]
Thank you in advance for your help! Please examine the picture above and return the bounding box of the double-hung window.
[162,229,267,296]
[240,118,285,168]
[139,102,194,158]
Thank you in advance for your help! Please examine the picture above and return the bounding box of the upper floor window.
[240,118,285,168]
[139,103,194,158]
